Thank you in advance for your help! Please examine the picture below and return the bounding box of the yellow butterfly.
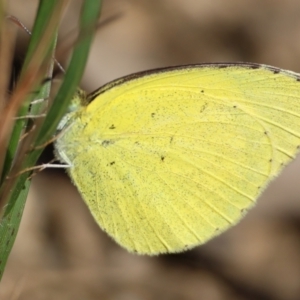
[54,63,300,255]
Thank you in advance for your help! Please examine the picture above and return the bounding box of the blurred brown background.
[2,0,300,299]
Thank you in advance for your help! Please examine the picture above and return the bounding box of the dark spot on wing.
[161,155,165,162]
[200,102,208,113]
[110,161,115,165]
[201,90,204,93]
[170,136,174,144]
[102,140,114,147]
[269,159,272,162]
[151,113,155,118]
[109,124,116,129]
[233,105,237,108]
[273,69,280,74]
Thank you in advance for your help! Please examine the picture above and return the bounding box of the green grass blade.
[0,0,102,281]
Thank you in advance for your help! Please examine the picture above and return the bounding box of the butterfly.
[54,63,300,254]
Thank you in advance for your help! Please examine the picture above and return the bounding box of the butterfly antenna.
[6,15,66,74]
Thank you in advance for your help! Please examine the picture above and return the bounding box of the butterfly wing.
[56,63,300,254]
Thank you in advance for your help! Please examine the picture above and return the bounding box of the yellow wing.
[55,63,300,255]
